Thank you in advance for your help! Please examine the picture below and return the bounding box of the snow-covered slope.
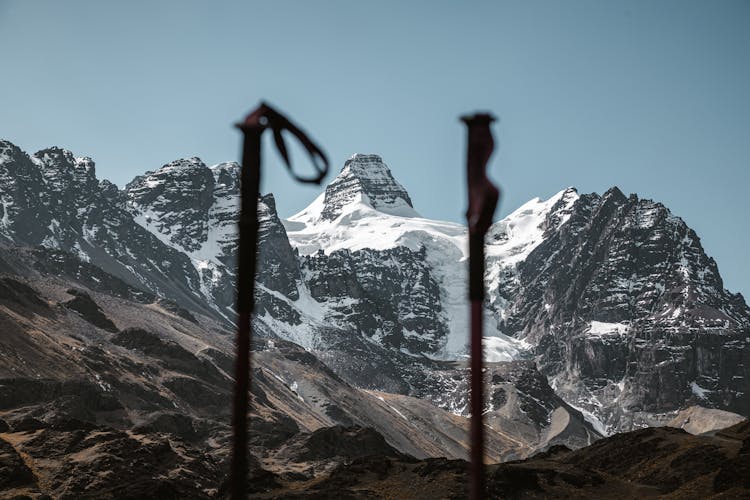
[486,188,579,266]
[485,187,579,325]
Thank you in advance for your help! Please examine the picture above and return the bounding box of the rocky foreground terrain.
[260,419,750,499]
[0,140,748,497]
[0,260,746,498]
[0,243,599,498]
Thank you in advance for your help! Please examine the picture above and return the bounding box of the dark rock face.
[497,187,750,432]
[416,360,601,452]
[112,328,227,386]
[256,194,301,300]
[0,141,304,326]
[249,411,300,448]
[0,142,58,245]
[124,158,239,321]
[62,289,118,332]
[0,276,50,313]
[0,378,123,413]
[293,425,402,462]
[28,247,155,304]
[125,157,216,253]
[0,140,212,320]
[0,438,36,491]
[124,158,301,321]
[19,426,220,499]
[132,412,203,441]
[302,245,446,352]
[155,298,198,323]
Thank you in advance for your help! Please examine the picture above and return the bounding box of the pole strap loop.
[237,101,329,184]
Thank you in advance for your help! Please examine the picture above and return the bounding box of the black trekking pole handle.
[229,102,328,499]
[462,112,499,500]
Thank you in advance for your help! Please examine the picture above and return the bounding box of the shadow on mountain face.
[63,288,118,332]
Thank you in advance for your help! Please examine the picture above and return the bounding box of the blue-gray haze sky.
[1,1,748,296]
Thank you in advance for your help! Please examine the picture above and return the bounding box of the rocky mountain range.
[0,139,749,497]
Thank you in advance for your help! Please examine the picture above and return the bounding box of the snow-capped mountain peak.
[284,154,462,257]
[33,147,98,189]
[309,153,420,223]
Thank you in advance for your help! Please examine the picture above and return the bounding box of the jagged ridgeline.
[0,141,748,458]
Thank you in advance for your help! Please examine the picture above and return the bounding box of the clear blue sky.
[1,1,749,297]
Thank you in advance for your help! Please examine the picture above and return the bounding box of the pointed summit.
[33,147,98,186]
[317,154,416,221]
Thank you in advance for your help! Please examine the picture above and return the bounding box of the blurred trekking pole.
[231,102,328,499]
[462,112,499,500]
